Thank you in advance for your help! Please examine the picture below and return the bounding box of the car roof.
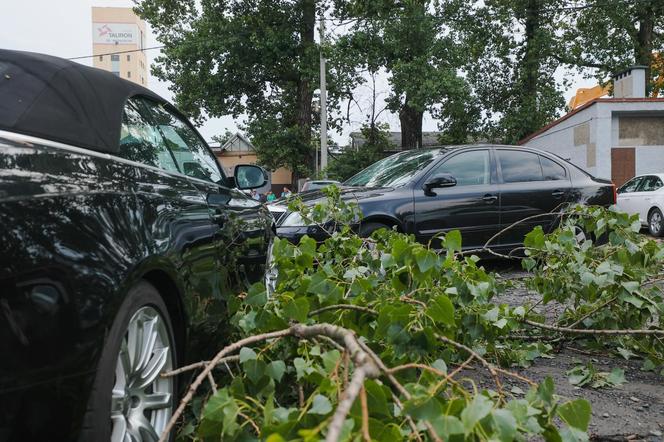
[0,49,165,154]
[632,173,664,180]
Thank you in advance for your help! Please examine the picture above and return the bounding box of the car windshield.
[344,149,442,187]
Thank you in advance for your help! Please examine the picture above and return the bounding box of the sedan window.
[498,150,543,183]
[618,177,643,194]
[540,156,567,180]
[344,149,440,188]
[429,150,490,186]
[637,176,664,192]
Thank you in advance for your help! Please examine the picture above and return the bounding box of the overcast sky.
[1,0,595,145]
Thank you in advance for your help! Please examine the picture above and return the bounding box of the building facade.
[210,133,293,195]
[520,67,664,187]
[91,7,148,86]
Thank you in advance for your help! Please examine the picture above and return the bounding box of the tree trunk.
[399,102,423,150]
[519,0,541,139]
[293,0,316,188]
[635,3,654,93]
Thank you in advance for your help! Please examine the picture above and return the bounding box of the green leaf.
[605,368,625,387]
[266,360,286,382]
[492,409,517,441]
[239,347,257,363]
[245,282,267,306]
[461,394,493,432]
[415,249,438,272]
[283,297,309,322]
[444,230,462,252]
[308,394,333,415]
[557,399,591,431]
[426,295,455,327]
[430,415,464,438]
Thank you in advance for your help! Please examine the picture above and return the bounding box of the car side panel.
[0,139,224,440]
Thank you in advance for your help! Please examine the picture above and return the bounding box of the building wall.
[525,101,664,183]
[91,7,148,86]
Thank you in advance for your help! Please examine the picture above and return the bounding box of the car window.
[498,150,543,183]
[140,99,224,184]
[637,176,664,192]
[618,177,643,194]
[118,98,180,173]
[344,149,441,188]
[429,150,490,186]
[540,156,567,180]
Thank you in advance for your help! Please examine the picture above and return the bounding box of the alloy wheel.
[110,306,174,442]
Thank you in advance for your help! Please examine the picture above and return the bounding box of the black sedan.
[270,145,615,250]
[0,50,272,441]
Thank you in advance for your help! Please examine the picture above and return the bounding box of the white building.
[520,66,664,187]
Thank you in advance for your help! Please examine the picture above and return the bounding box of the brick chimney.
[612,66,647,98]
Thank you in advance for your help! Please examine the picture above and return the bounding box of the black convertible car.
[270,146,615,250]
[0,50,272,441]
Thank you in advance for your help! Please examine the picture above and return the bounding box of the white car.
[616,173,664,237]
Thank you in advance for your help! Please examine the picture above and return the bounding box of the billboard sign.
[93,22,138,45]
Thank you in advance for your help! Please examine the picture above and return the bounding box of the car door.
[118,97,227,302]
[633,175,663,224]
[616,176,644,218]
[412,148,500,250]
[497,149,572,246]
[141,100,270,300]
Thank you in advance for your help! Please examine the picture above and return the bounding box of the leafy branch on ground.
[166,189,663,441]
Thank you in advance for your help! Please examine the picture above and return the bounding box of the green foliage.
[524,204,664,370]
[176,191,617,441]
[566,362,626,389]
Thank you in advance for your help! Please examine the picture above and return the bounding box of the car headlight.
[280,211,309,227]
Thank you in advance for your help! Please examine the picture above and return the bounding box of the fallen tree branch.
[567,296,617,329]
[437,335,503,396]
[161,355,240,378]
[524,319,664,335]
[309,304,378,317]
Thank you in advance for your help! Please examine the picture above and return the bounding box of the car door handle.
[551,190,566,198]
[482,194,498,204]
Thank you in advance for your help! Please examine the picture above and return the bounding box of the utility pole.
[319,14,328,176]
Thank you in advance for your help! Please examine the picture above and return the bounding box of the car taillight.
[612,184,617,204]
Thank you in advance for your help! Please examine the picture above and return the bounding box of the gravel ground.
[477,259,664,441]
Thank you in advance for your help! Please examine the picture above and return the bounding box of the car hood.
[269,186,395,210]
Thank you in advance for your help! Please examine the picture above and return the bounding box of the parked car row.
[0,49,652,442]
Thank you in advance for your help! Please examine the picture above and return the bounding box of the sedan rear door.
[496,149,572,247]
[412,148,501,250]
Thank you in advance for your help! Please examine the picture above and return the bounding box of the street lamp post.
[319,15,327,177]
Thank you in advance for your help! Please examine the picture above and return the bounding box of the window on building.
[127,54,131,61]
[127,71,131,78]
[99,55,103,61]
[499,150,543,183]
[111,54,120,61]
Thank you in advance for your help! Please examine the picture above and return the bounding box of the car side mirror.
[423,173,457,195]
[234,164,268,190]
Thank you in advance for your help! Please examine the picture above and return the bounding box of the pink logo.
[97,24,112,37]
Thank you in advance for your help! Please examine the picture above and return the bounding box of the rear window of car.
[498,150,543,183]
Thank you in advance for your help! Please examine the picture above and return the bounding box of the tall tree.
[336,0,477,149]
[449,0,569,143]
[560,0,664,94]
[137,0,324,185]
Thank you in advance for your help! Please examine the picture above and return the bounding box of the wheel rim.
[265,239,278,295]
[111,306,173,442]
[651,211,662,233]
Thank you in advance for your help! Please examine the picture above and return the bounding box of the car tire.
[359,222,391,237]
[78,281,177,442]
[649,208,664,237]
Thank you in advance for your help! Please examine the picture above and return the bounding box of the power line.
[68,45,164,60]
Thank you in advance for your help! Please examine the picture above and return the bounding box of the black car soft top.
[0,49,164,154]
